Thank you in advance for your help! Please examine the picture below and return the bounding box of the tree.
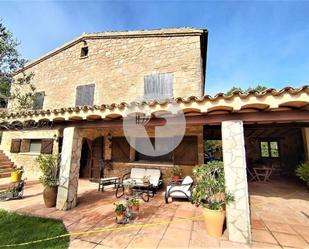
[225,85,268,96]
[0,20,36,111]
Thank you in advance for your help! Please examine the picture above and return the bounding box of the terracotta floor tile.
[251,219,267,230]
[69,238,97,249]
[264,221,296,234]
[250,242,281,248]
[126,234,162,249]
[291,224,309,238]
[272,232,308,248]
[251,229,278,245]
[220,240,250,248]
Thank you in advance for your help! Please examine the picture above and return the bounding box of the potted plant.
[114,202,127,223]
[11,167,23,183]
[295,162,309,188]
[191,161,234,238]
[127,197,140,212]
[141,175,150,185]
[35,154,59,208]
[124,180,135,196]
[171,165,182,181]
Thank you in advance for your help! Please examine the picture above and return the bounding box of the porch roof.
[1,85,309,126]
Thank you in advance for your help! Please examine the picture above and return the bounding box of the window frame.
[259,140,280,158]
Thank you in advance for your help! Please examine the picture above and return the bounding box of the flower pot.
[124,188,133,196]
[116,213,126,223]
[43,186,58,208]
[172,175,181,181]
[202,207,225,238]
[129,205,140,213]
[11,171,22,183]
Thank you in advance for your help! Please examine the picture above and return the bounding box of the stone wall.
[79,125,204,185]
[0,129,59,179]
[10,33,203,110]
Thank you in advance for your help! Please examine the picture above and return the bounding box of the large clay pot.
[43,186,58,208]
[202,207,225,238]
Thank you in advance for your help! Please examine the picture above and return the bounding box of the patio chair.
[165,176,194,203]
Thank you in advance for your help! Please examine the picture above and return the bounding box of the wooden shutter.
[41,139,54,154]
[20,139,31,153]
[33,92,45,110]
[112,137,130,162]
[75,84,95,106]
[144,73,173,100]
[10,139,21,153]
[174,136,198,165]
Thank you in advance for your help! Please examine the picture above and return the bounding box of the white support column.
[222,120,251,244]
[56,127,82,210]
[302,128,309,163]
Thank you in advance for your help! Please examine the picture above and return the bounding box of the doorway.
[79,136,104,181]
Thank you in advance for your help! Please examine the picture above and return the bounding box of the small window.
[75,84,95,106]
[144,73,173,100]
[260,141,279,158]
[80,46,88,58]
[33,92,45,110]
[29,139,42,153]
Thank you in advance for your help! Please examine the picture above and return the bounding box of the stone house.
[0,28,309,244]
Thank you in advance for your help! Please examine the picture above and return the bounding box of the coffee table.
[115,182,154,202]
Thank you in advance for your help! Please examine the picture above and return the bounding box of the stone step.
[0,172,11,178]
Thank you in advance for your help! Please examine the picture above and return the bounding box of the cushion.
[145,169,161,186]
[182,176,193,185]
[166,185,191,198]
[130,168,146,179]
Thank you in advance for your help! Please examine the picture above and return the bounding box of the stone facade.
[222,120,251,243]
[79,125,204,186]
[10,29,205,110]
[0,129,59,179]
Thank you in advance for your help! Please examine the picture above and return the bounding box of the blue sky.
[1,0,309,95]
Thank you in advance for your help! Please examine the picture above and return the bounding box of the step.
[0,172,11,178]
[0,162,13,166]
[0,168,12,173]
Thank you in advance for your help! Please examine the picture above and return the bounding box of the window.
[260,141,279,158]
[29,140,42,153]
[144,73,173,100]
[11,138,53,154]
[75,84,95,106]
[80,46,89,58]
[112,137,130,162]
[135,137,173,162]
[33,92,45,110]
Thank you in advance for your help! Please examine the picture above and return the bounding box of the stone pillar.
[56,127,82,210]
[302,128,309,162]
[221,120,251,244]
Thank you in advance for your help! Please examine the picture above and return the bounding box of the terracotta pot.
[124,188,133,196]
[116,213,126,223]
[43,186,58,208]
[172,175,181,181]
[130,205,140,212]
[202,207,225,238]
[11,171,22,183]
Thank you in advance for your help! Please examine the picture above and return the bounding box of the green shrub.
[35,154,59,187]
[191,161,234,210]
[295,163,309,184]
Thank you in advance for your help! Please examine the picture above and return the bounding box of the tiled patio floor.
[0,178,308,248]
[249,179,309,249]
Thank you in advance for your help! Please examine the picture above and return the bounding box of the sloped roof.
[2,85,308,124]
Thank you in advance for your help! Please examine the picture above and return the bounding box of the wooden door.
[90,137,104,181]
